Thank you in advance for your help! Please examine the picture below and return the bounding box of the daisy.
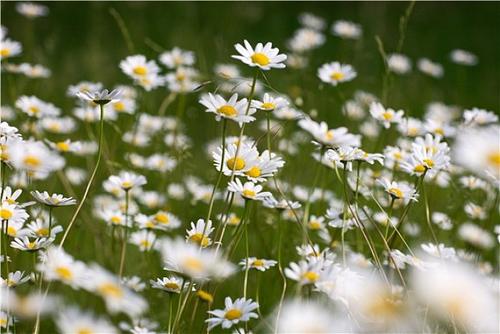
[459,176,488,191]
[186,219,214,247]
[464,202,487,220]
[377,178,418,202]
[243,150,285,183]
[120,55,160,80]
[227,179,272,201]
[287,28,326,53]
[9,140,64,177]
[16,2,48,18]
[369,102,404,129]
[165,66,200,93]
[0,39,22,60]
[82,265,147,317]
[463,108,498,126]
[15,95,60,118]
[318,62,356,86]
[276,300,340,333]
[298,117,361,147]
[150,276,184,294]
[239,257,277,272]
[37,247,88,288]
[47,139,82,154]
[387,53,412,74]
[285,258,324,285]
[0,202,29,226]
[213,143,259,177]
[1,186,22,204]
[159,47,195,69]
[150,210,181,230]
[299,12,326,30]
[401,134,451,177]
[214,63,240,80]
[397,117,424,137]
[31,191,76,207]
[232,40,287,70]
[450,49,478,66]
[40,117,77,134]
[199,93,256,126]
[100,210,130,227]
[26,219,63,238]
[130,230,156,251]
[158,238,235,281]
[121,276,146,292]
[76,88,121,106]
[252,93,289,112]
[453,126,499,183]
[331,20,362,39]
[106,171,147,192]
[418,58,444,78]
[0,271,30,288]
[56,307,117,334]
[206,297,259,330]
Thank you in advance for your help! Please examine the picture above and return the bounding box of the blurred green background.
[1,2,499,332]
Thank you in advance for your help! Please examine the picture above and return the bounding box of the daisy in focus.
[232,40,287,70]
[206,297,259,330]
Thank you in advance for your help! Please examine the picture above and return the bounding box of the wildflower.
[11,236,52,252]
[388,53,412,74]
[369,102,404,129]
[0,202,29,226]
[227,179,272,201]
[298,12,326,30]
[206,297,259,330]
[0,271,30,288]
[298,117,360,147]
[464,202,486,220]
[159,47,195,68]
[252,93,289,112]
[377,178,418,202]
[458,223,494,249]
[331,20,362,39]
[0,38,22,60]
[199,93,256,126]
[76,88,121,105]
[186,219,214,247]
[276,300,341,333]
[418,58,444,78]
[285,258,323,285]
[16,2,48,18]
[130,230,156,251]
[239,257,277,272]
[287,28,326,53]
[232,40,287,70]
[450,49,478,66]
[9,140,64,177]
[150,276,184,294]
[106,171,147,192]
[31,190,76,207]
[158,238,235,281]
[37,247,88,288]
[213,143,259,177]
[318,61,356,86]
[120,55,160,80]
[463,108,498,126]
[15,95,60,118]
[56,307,117,334]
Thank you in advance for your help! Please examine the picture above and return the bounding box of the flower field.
[1,2,499,333]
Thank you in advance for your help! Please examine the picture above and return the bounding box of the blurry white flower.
[458,223,494,249]
[56,307,117,334]
[318,62,356,86]
[239,257,277,272]
[0,38,22,60]
[450,49,478,66]
[418,58,444,78]
[387,53,412,74]
[369,102,404,129]
[31,191,76,207]
[159,47,195,69]
[331,20,362,39]
[16,2,48,18]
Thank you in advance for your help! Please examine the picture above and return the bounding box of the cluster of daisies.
[1,5,499,334]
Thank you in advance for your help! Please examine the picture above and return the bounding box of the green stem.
[118,190,130,278]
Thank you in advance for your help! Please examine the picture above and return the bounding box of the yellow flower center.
[197,289,214,303]
[330,71,345,81]
[110,216,122,224]
[229,216,241,226]
[225,308,242,320]
[0,208,13,220]
[261,102,276,110]
[133,65,147,76]
[77,328,94,334]
[189,233,210,247]
[251,53,270,66]
[487,152,500,167]
[98,283,123,298]
[252,259,264,267]
[434,128,444,136]
[114,101,125,111]
[309,220,321,230]
[325,130,335,140]
[382,112,393,120]
[0,144,9,161]
[302,271,319,282]
[423,158,434,168]
[121,181,133,189]
[367,295,401,318]
[414,164,426,173]
[245,166,261,178]
[1,48,10,57]
[7,226,16,235]
[155,212,169,224]
[388,187,403,199]
[56,266,73,280]
[184,257,203,272]
[242,189,256,198]
[56,141,70,152]
[29,106,40,115]
[37,228,49,237]
[164,282,180,290]
[140,240,152,248]
[27,241,37,249]
[226,157,245,171]
[23,155,41,168]
[217,105,237,117]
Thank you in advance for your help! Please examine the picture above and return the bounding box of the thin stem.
[243,201,250,298]
[59,103,105,248]
[118,189,130,278]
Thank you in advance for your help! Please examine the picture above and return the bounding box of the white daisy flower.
[287,28,326,53]
[150,276,184,294]
[56,307,117,334]
[213,143,259,177]
[239,257,277,272]
[458,223,494,249]
[206,297,259,330]
[369,102,404,129]
[232,40,287,70]
[120,55,160,80]
[106,171,147,191]
[159,47,195,69]
[0,38,22,60]
[16,2,48,18]
[388,53,412,74]
[418,58,444,78]
[331,20,362,39]
[76,88,121,105]
[298,12,326,30]
[199,93,256,126]
[463,108,498,126]
[377,177,418,202]
[185,219,214,247]
[31,191,76,207]
[227,179,272,201]
[37,247,88,288]
[450,49,478,66]
[130,230,156,251]
[0,202,29,226]
[298,117,361,147]
[0,271,30,288]
[318,62,357,86]
[252,93,289,112]
[15,95,60,118]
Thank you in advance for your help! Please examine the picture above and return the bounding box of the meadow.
[1,1,499,333]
